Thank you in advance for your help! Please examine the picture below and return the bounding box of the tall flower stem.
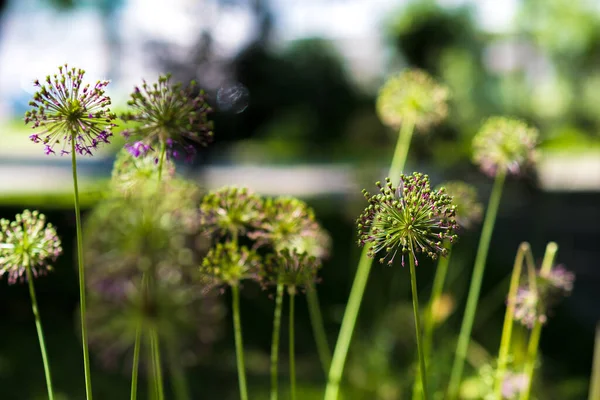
[412,243,452,400]
[25,262,54,400]
[589,323,600,400]
[409,254,429,400]
[325,118,415,400]
[447,169,506,399]
[289,290,297,400]
[167,338,191,400]
[71,140,93,400]
[150,328,165,400]
[306,284,331,375]
[270,282,285,400]
[130,326,142,400]
[494,242,532,398]
[520,242,558,400]
[232,284,249,400]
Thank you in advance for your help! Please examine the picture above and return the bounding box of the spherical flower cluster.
[376,69,449,131]
[472,117,539,177]
[200,241,262,288]
[24,64,116,156]
[437,181,483,230]
[357,173,458,266]
[110,147,176,196]
[0,210,62,284]
[501,372,529,400]
[512,288,544,328]
[249,197,331,260]
[121,74,213,161]
[199,186,265,239]
[539,264,575,293]
[261,249,321,294]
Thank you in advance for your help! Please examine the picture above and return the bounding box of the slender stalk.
[147,338,157,400]
[150,328,165,400]
[325,118,415,400]
[157,142,166,182]
[167,339,191,400]
[130,325,142,400]
[409,254,429,400]
[270,283,285,400]
[412,243,452,400]
[494,242,531,398]
[232,284,249,400]
[589,323,600,400]
[520,242,558,400]
[71,140,93,400]
[306,284,331,374]
[289,290,297,400]
[25,263,54,400]
[447,169,506,399]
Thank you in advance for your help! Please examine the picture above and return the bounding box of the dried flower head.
[472,117,539,177]
[0,210,62,284]
[200,241,261,288]
[121,74,213,161]
[376,69,449,131]
[199,186,264,239]
[262,249,321,294]
[249,197,331,260]
[437,181,483,230]
[110,147,176,196]
[24,64,116,156]
[357,173,458,266]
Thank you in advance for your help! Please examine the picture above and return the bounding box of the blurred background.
[0,0,599,398]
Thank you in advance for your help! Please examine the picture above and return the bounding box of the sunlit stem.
[289,289,297,400]
[409,254,429,400]
[270,282,285,400]
[588,323,600,400]
[130,325,142,400]
[232,284,249,400]
[306,283,331,375]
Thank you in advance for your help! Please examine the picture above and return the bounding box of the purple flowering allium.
[0,210,62,284]
[357,173,458,266]
[501,372,529,399]
[540,264,575,293]
[261,249,321,294]
[200,241,262,288]
[512,288,545,328]
[24,64,117,156]
[110,147,176,196]
[121,74,214,161]
[249,197,331,261]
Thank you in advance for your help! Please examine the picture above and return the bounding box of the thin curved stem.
[306,284,331,375]
[520,242,558,400]
[413,243,452,400]
[71,141,93,400]
[157,142,166,182]
[150,328,165,400]
[270,283,285,400]
[232,285,249,400]
[409,255,429,400]
[325,119,415,400]
[494,242,531,398]
[26,264,54,400]
[130,325,142,400]
[289,291,297,400]
[447,169,506,400]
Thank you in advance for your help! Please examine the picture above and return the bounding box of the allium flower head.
[376,69,449,131]
[0,210,62,284]
[110,147,176,196]
[539,264,575,293]
[512,288,544,328]
[357,173,458,266]
[501,372,528,400]
[121,74,213,161]
[200,241,261,288]
[262,249,321,294]
[199,186,264,239]
[437,181,483,230]
[472,117,539,177]
[249,197,331,260]
[24,64,116,156]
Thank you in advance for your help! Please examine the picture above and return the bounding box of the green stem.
[270,283,285,400]
[447,169,506,400]
[71,140,93,400]
[147,337,157,400]
[167,339,190,400]
[494,242,531,398]
[589,323,600,400]
[289,290,296,400]
[520,242,558,400]
[130,325,142,400]
[409,255,429,400]
[413,243,452,400]
[157,142,166,182]
[232,285,249,400]
[324,119,415,400]
[25,264,55,400]
[150,328,165,400]
[306,284,331,375]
